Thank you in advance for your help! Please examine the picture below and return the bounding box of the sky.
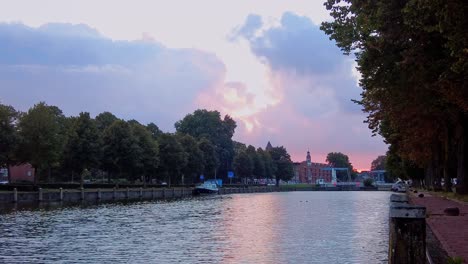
[0,0,387,171]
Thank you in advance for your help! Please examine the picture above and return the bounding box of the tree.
[371,155,386,171]
[17,102,66,183]
[95,112,119,131]
[129,121,159,185]
[326,152,354,181]
[147,122,163,140]
[0,103,20,183]
[62,112,101,188]
[157,133,188,186]
[253,148,266,179]
[175,109,237,179]
[260,149,275,180]
[269,146,293,186]
[177,134,204,184]
[321,0,468,192]
[233,150,253,183]
[101,120,140,182]
[198,138,218,179]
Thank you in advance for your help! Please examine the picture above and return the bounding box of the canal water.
[0,191,390,263]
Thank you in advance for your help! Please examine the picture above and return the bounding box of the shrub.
[363,178,374,187]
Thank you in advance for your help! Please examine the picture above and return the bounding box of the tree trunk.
[33,166,38,186]
[443,124,452,192]
[80,169,84,189]
[456,115,468,194]
[47,167,52,183]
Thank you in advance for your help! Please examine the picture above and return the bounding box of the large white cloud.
[0,23,225,130]
[226,13,387,169]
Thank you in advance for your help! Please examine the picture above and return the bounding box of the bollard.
[38,188,43,202]
[152,187,155,199]
[181,188,184,197]
[97,189,101,200]
[139,187,143,198]
[162,188,165,199]
[13,188,18,203]
[59,188,63,201]
[172,188,176,198]
[80,188,85,201]
[113,187,117,200]
[388,194,426,264]
[126,187,130,199]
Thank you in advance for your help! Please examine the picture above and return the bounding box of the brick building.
[294,151,332,184]
[0,164,35,183]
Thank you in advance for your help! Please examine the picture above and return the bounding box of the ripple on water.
[0,191,391,263]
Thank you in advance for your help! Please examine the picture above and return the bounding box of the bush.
[363,178,374,187]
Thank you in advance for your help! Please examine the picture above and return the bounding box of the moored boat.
[193,180,219,195]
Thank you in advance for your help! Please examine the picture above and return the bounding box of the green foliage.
[177,134,203,183]
[147,122,162,140]
[62,112,102,186]
[101,120,140,180]
[17,102,67,183]
[326,152,354,181]
[95,112,118,131]
[129,120,159,183]
[446,256,464,264]
[233,150,253,180]
[4,103,295,186]
[157,133,188,186]
[321,0,468,192]
[269,146,294,186]
[371,155,386,171]
[0,103,20,182]
[198,138,218,178]
[175,109,236,177]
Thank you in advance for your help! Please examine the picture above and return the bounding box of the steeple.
[306,150,311,165]
[266,141,273,151]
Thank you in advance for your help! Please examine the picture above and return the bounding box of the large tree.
[233,150,253,183]
[0,103,20,183]
[371,155,386,171]
[62,112,102,188]
[129,120,159,185]
[198,138,218,179]
[101,120,140,182]
[175,109,236,179]
[17,102,67,183]
[321,0,468,192]
[269,146,293,186]
[326,152,354,181]
[177,134,204,184]
[157,133,188,186]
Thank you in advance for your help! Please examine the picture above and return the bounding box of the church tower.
[306,150,312,183]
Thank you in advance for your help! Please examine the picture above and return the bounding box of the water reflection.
[0,192,390,263]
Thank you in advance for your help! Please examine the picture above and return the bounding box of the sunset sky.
[0,0,387,171]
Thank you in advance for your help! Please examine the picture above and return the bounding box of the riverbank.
[410,191,468,263]
[0,185,389,205]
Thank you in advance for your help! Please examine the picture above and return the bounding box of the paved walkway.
[410,192,468,263]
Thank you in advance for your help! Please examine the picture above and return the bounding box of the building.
[0,164,36,183]
[294,151,332,184]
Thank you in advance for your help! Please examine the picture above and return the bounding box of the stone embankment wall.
[0,186,282,204]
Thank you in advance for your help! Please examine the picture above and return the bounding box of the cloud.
[0,22,226,130]
[229,14,263,41]
[226,13,387,169]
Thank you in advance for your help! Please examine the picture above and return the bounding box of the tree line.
[0,103,294,187]
[322,0,468,193]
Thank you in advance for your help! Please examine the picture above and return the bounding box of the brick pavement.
[410,192,468,263]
